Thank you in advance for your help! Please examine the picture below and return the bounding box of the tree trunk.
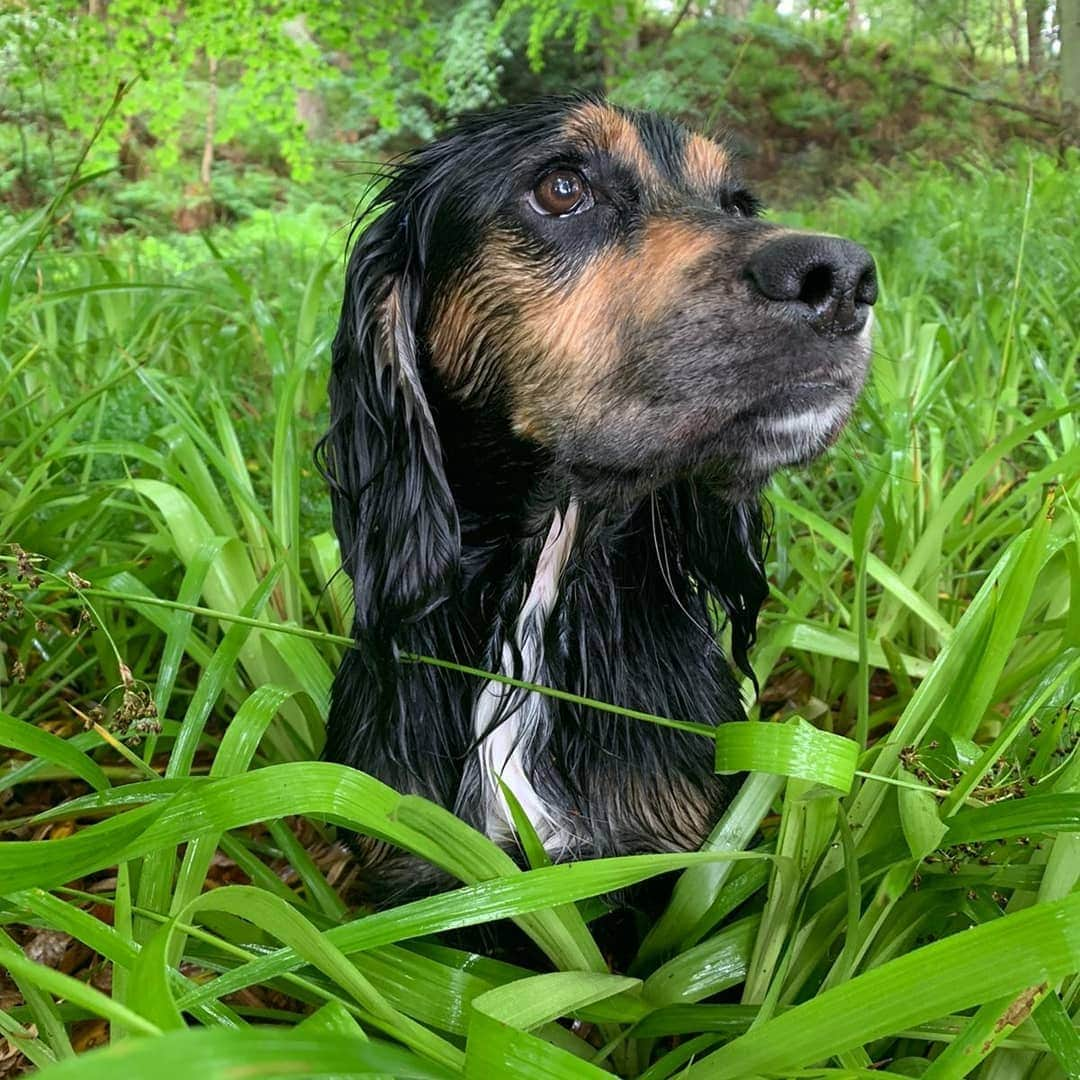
[842,0,859,54]
[602,5,639,88]
[1026,0,1047,74]
[200,53,217,188]
[1063,0,1080,136]
[1006,0,1023,70]
[283,15,327,138]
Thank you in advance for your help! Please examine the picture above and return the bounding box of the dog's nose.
[745,234,877,336]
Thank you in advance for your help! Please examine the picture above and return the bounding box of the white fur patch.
[473,501,580,850]
[766,399,844,438]
[753,397,845,470]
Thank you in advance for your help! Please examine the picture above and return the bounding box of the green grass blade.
[683,893,1080,1078]
[714,716,858,792]
[466,972,638,1079]
[921,986,1051,1080]
[0,711,109,791]
[32,1027,456,1079]
[132,885,463,1070]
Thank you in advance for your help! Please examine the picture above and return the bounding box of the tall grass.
[1,147,1078,1079]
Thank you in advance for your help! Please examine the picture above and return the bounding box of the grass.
[1,143,1078,1079]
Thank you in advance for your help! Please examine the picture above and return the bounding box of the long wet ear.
[684,491,769,686]
[318,205,459,636]
[715,500,769,684]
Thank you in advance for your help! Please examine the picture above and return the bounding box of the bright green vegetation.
[1,133,1079,1079]
[3,2,1066,235]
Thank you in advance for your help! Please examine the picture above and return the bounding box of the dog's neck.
[469,501,581,845]
[422,399,753,853]
[328,390,758,862]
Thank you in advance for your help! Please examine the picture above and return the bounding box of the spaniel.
[318,96,876,900]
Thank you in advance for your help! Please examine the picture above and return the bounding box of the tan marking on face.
[427,222,718,436]
[562,102,660,187]
[507,219,717,439]
[683,133,731,192]
[427,244,529,395]
[428,280,479,385]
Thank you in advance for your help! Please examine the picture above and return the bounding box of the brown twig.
[658,0,695,47]
[902,70,1062,128]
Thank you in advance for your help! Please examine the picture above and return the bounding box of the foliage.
[1,127,1079,1076]
[608,11,1059,199]
[2,0,1065,232]
[0,0,439,182]
[1,1,1079,1074]
[493,0,641,70]
[442,0,513,116]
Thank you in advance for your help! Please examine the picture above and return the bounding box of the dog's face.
[409,98,876,499]
[412,97,876,496]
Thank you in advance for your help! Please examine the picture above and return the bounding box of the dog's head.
[416,98,875,498]
[320,97,875,631]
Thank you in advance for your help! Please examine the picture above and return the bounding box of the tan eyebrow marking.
[562,102,661,187]
[683,133,731,192]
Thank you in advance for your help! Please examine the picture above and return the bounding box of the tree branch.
[900,70,1062,128]
[659,0,695,47]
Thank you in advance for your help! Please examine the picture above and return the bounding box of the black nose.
[745,234,877,335]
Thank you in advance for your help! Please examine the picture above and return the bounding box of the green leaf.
[1031,991,1080,1078]
[466,972,638,1079]
[715,717,858,793]
[0,711,109,792]
[897,769,947,859]
[945,794,1080,844]
[682,892,1080,1078]
[0,943,160,1039]
[921,985,1051,1079]
[32,1027,456,1079]
[643,916,757,1006]
[635,772,782,970]
[131,886,462,1071]
[179,848,763,1014]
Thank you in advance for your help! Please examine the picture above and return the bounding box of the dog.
[318,96,875,902]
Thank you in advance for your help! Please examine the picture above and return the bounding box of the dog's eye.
[530,170,592,216]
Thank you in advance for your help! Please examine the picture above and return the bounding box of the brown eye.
[531,170,590,216]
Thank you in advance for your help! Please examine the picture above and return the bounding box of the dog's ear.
[683,492,768,685]
[714,500,769,684]
[319,207,459,636]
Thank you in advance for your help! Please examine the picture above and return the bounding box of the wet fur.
[317,96,872,902]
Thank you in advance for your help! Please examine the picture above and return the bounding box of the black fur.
[317,96,874,902]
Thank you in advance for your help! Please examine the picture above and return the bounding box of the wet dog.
[318,96,876,901]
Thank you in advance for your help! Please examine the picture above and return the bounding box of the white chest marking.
[473,501,580,851]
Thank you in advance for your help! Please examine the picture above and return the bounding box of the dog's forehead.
[559,101,733,195]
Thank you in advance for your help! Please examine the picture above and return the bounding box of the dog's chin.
[563,392,854,504]
[744,395,853,468]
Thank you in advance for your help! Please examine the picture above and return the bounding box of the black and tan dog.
[318,96,876,900]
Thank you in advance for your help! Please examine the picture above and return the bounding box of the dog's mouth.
[563,381,856,499]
